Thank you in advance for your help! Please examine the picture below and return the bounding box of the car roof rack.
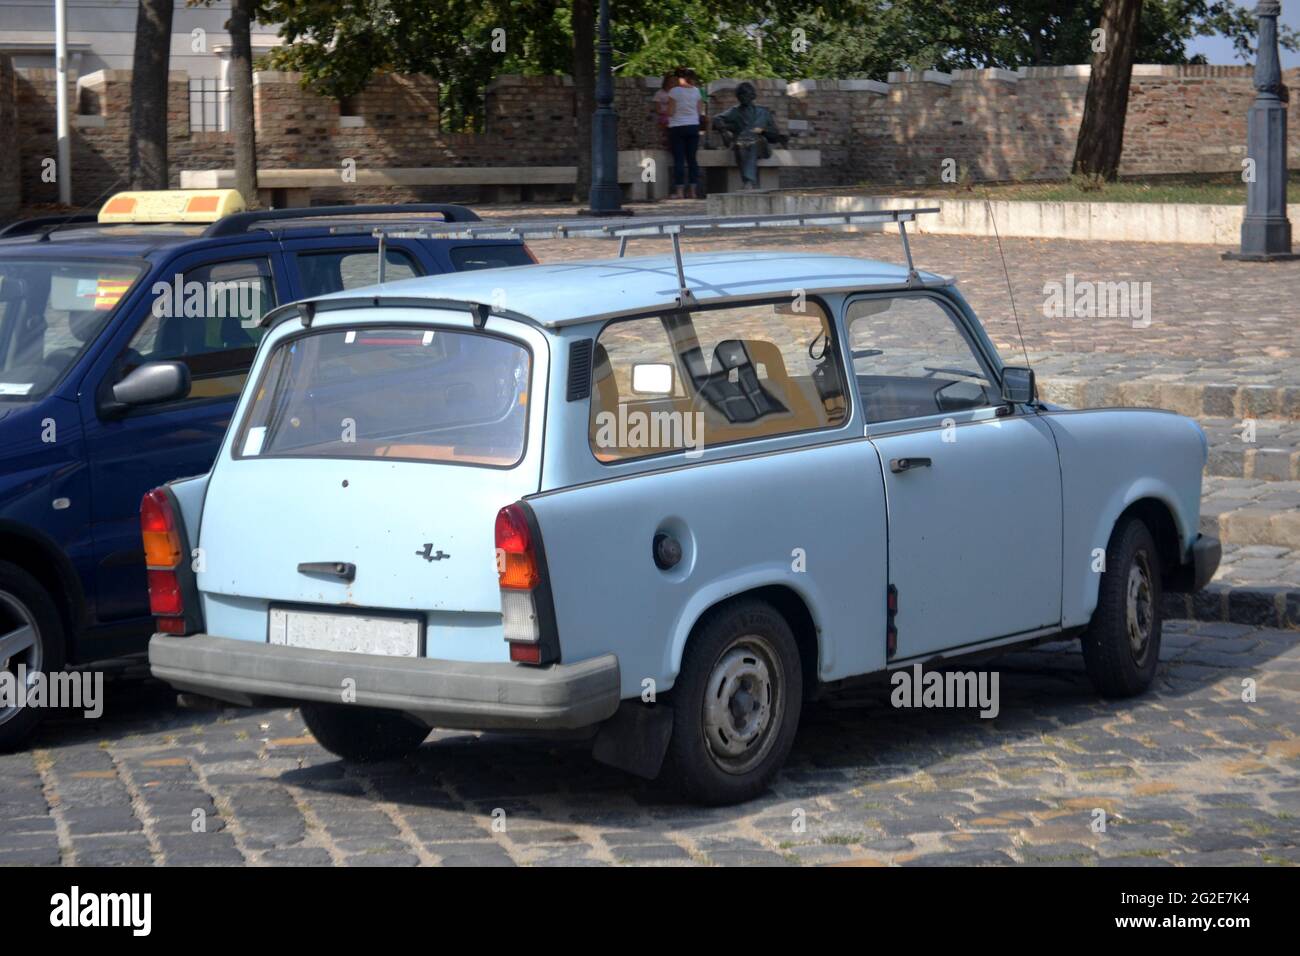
[202,202,481,238]
[0,213,99,238]
[364,207,939,302]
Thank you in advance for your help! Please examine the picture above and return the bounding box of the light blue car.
[146,244,1220,804]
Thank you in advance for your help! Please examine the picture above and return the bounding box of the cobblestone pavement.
[2,620,1297,867]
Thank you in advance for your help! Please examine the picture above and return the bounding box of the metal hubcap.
[702,635,782,775]
[1126,552,1154,661]
[0,590,42,727]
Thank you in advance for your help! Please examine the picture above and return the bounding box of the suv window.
[296,248,421,298]
[847,295,996,424]
[449,245,533,271]
[127,257,273,401]
[590,300,848,462]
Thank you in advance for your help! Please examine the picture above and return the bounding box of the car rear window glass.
[589,299,849,462]
[237,326,531,468]
[449,245,533,271]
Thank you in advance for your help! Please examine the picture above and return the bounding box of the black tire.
[0,561,66,753]
[664,599,803,805]
[300,704,429,762]
[1081,517,1163,698]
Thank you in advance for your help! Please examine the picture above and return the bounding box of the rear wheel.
[0,561,66,753]
[1081,517,1163,698]
[301,704,429,762]
[664,599,802,805]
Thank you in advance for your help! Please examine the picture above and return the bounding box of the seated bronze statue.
[710,81,789,190]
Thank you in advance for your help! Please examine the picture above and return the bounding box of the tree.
[228,0,260,208]
[127,0,175,189]
[1073,0,1144,181]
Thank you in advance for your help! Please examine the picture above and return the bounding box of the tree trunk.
[228,0,259,209]
[1072,0,1143,181]
[571,0,594,203]
[127,0,174,189]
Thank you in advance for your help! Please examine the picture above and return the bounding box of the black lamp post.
[1226,1,1297,260]
[582,0,630,216]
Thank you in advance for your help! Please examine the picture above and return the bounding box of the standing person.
[667,68,705,199]
[653,72,675,150]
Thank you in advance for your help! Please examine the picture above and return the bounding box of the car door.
[850,292,1063,660]
[80,245,285,624]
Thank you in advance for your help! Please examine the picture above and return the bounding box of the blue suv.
[0,195,530,748]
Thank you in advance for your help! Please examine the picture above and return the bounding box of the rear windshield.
[449,244,533,271]
[236,326,531,467]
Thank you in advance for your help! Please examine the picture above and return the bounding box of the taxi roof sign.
[98,189,246,224]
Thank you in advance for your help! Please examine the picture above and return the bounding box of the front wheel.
[1081,517,1163,698]
[664,600,803,805]
[0,561,66,753]
[301,704,429,762]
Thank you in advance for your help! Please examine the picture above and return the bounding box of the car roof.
[306,251,950,328]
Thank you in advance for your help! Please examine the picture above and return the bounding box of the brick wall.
[4,59,1297,212]
[0,58,18,220]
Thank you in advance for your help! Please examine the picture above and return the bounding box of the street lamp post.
[582,0,630,216]
[1226,1,1296,261]
[54,0,72,205]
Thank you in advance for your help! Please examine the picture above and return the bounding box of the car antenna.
[34,177,124,242]
[981,186,1032,370]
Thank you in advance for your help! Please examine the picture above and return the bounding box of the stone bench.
[616,148,821,199]
[181,166,580,207]
[182,147,821,207]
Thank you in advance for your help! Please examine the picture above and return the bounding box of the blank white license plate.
[268,608,421,657]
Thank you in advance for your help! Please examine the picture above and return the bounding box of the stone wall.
[5,59,1297,212]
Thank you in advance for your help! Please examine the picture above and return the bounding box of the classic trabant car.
[146,212,1219,804]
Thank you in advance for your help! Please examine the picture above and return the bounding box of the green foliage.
[255,0,1297,126]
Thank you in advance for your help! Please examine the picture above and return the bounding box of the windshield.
[236,325,532,467]
[0,258,145,399]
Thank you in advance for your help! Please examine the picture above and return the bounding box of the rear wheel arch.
[682,585,819,697]
[0,523,85,650]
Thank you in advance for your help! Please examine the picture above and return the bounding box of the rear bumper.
[1168,533,1221,593]
[149,633,621,731]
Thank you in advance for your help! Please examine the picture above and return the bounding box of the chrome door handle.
[889,457,932,474]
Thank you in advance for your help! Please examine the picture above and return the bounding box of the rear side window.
[295,249,422,297]
[237,326,531,468]
[449,244,533,271]
[590,300,848,462]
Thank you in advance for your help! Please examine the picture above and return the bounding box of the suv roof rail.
[203,203,481,238]
[0,213,99,238]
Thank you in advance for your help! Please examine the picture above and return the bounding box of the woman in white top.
[666,68,706,199]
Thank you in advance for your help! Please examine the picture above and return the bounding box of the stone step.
[1201,417,1300,481]
[1200,477,1300,549]
[1026,353,1300,422]
[1163,582,1299,630]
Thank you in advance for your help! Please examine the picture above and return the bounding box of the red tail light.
[142,488,192,634]
[495,503,555,665]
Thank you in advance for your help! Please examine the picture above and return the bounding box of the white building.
[0,0,281,128]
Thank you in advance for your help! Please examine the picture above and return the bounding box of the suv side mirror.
[1000,366,1036,405]
[110,361,191,410]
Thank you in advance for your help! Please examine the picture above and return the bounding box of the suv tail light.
[495,503,558,665]
[141,487,199,635]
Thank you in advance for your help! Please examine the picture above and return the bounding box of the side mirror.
[110,361,191,410]
[1000,366,1036,405]
[631,362,674,395]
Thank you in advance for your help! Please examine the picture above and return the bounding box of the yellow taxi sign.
[98,189,246,224]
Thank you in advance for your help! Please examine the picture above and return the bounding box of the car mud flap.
[591,700,674,779]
